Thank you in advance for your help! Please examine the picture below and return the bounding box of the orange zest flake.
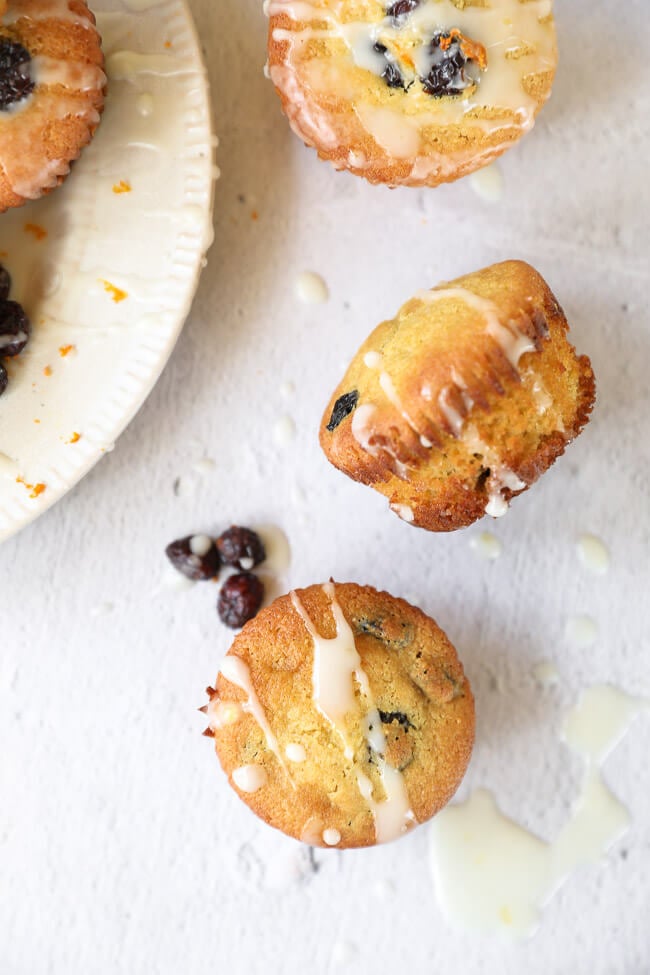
[59,344,76,358]
[43,365,52,377]
[33,418,40,424]
[440,28,488,69]
[164,40,172,48]
[66,432,81,444]
[251,210,259,221]
[24,222,48,241]
[100,279,128,303]
[16,476,46,499]
[112,180,132,194]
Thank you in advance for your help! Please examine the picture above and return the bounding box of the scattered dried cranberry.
[326,389,359,431]
[0,265,11,301]
[217,572,264,629]
[386,0,420,20]
[165,534,221,581]
[0,362,7,398]
[0,300,31,357]
[421,30,480,97]
[216,526,266,571]
[0,40,35,111]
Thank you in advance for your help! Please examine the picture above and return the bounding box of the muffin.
[204,582,475,848]
[0,0,105,212]
[320,261,595,531]
[266,0,557,187]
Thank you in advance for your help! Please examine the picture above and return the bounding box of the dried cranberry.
[387,0,420,20]
[216,526,266,571]
[0,362,7,397]
[0,265,11,301]
[0,40,35,111]
[373,43,406,90]
[0,301,31,357]
[165,535,221,581]
[421,30,479,97]
[326,390,359,431]
[217,572,264,629]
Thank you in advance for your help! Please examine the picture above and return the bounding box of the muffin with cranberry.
[0,0,105,212]
[267,0,557,187]
[204,582,474,848]
[320,261,595,531]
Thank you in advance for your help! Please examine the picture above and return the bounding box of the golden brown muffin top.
[206,582,475,848]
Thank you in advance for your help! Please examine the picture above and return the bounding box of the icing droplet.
[469,531,502,561]
[136,92,154,116]
[207,700,242,730]
[295,271,329,304]
[390,502,414,523]
[576,534,610,575]
[322,828,341,846]
[232,764,268,794]
[564,615,599,649]
[285,742,307,763]
[531,660,560,686]
[273,415,296,446]
[189,534,212,557]
[468,163,503,203]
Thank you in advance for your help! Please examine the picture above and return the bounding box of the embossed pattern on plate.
[0,0,216,542]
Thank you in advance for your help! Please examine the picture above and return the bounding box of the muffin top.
[206,582,475,848]
[267,0,557,185]
[0,0,106,211]
[319,261,596,530]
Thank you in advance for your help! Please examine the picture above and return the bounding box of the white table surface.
[2,1,649,972]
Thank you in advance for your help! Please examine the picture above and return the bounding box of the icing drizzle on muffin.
[266,0,556,180]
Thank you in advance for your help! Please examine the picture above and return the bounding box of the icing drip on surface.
[291,583,415,843]
[219,655,289,776]
[429,685,649,939]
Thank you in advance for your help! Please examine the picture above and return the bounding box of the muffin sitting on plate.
[0,0,105,212]
[267,0,557,187]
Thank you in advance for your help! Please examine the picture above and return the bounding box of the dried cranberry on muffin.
[320,261,595,531]
[266,0,557,187]
[204,582,474,848]
[0,0,106,212]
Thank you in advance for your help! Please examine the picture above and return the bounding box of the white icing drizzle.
[232,764,268,794]
[295,270,329,304]
[32,57,106,93]
[285,742,307,763]
[207,699,243,730]
[322,827,341,846]
[576,534,610,575]
[189,534,212,557]
[106,52,195,84]
[430,685,649,939]
[267,0,556,177]
[219,655,289,776]
[391,502,414,523]
[416,287,536,370]
[463,424,525,518]
[291,583,415,844]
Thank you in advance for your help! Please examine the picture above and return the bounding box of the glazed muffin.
[0,0,105,212]
[204,582,475,848]
[320,261,595,531]
[266,0,557,187]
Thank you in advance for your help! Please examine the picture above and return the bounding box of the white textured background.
[2,0,649,972]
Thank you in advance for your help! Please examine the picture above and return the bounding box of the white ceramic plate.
[0,0,216,542]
